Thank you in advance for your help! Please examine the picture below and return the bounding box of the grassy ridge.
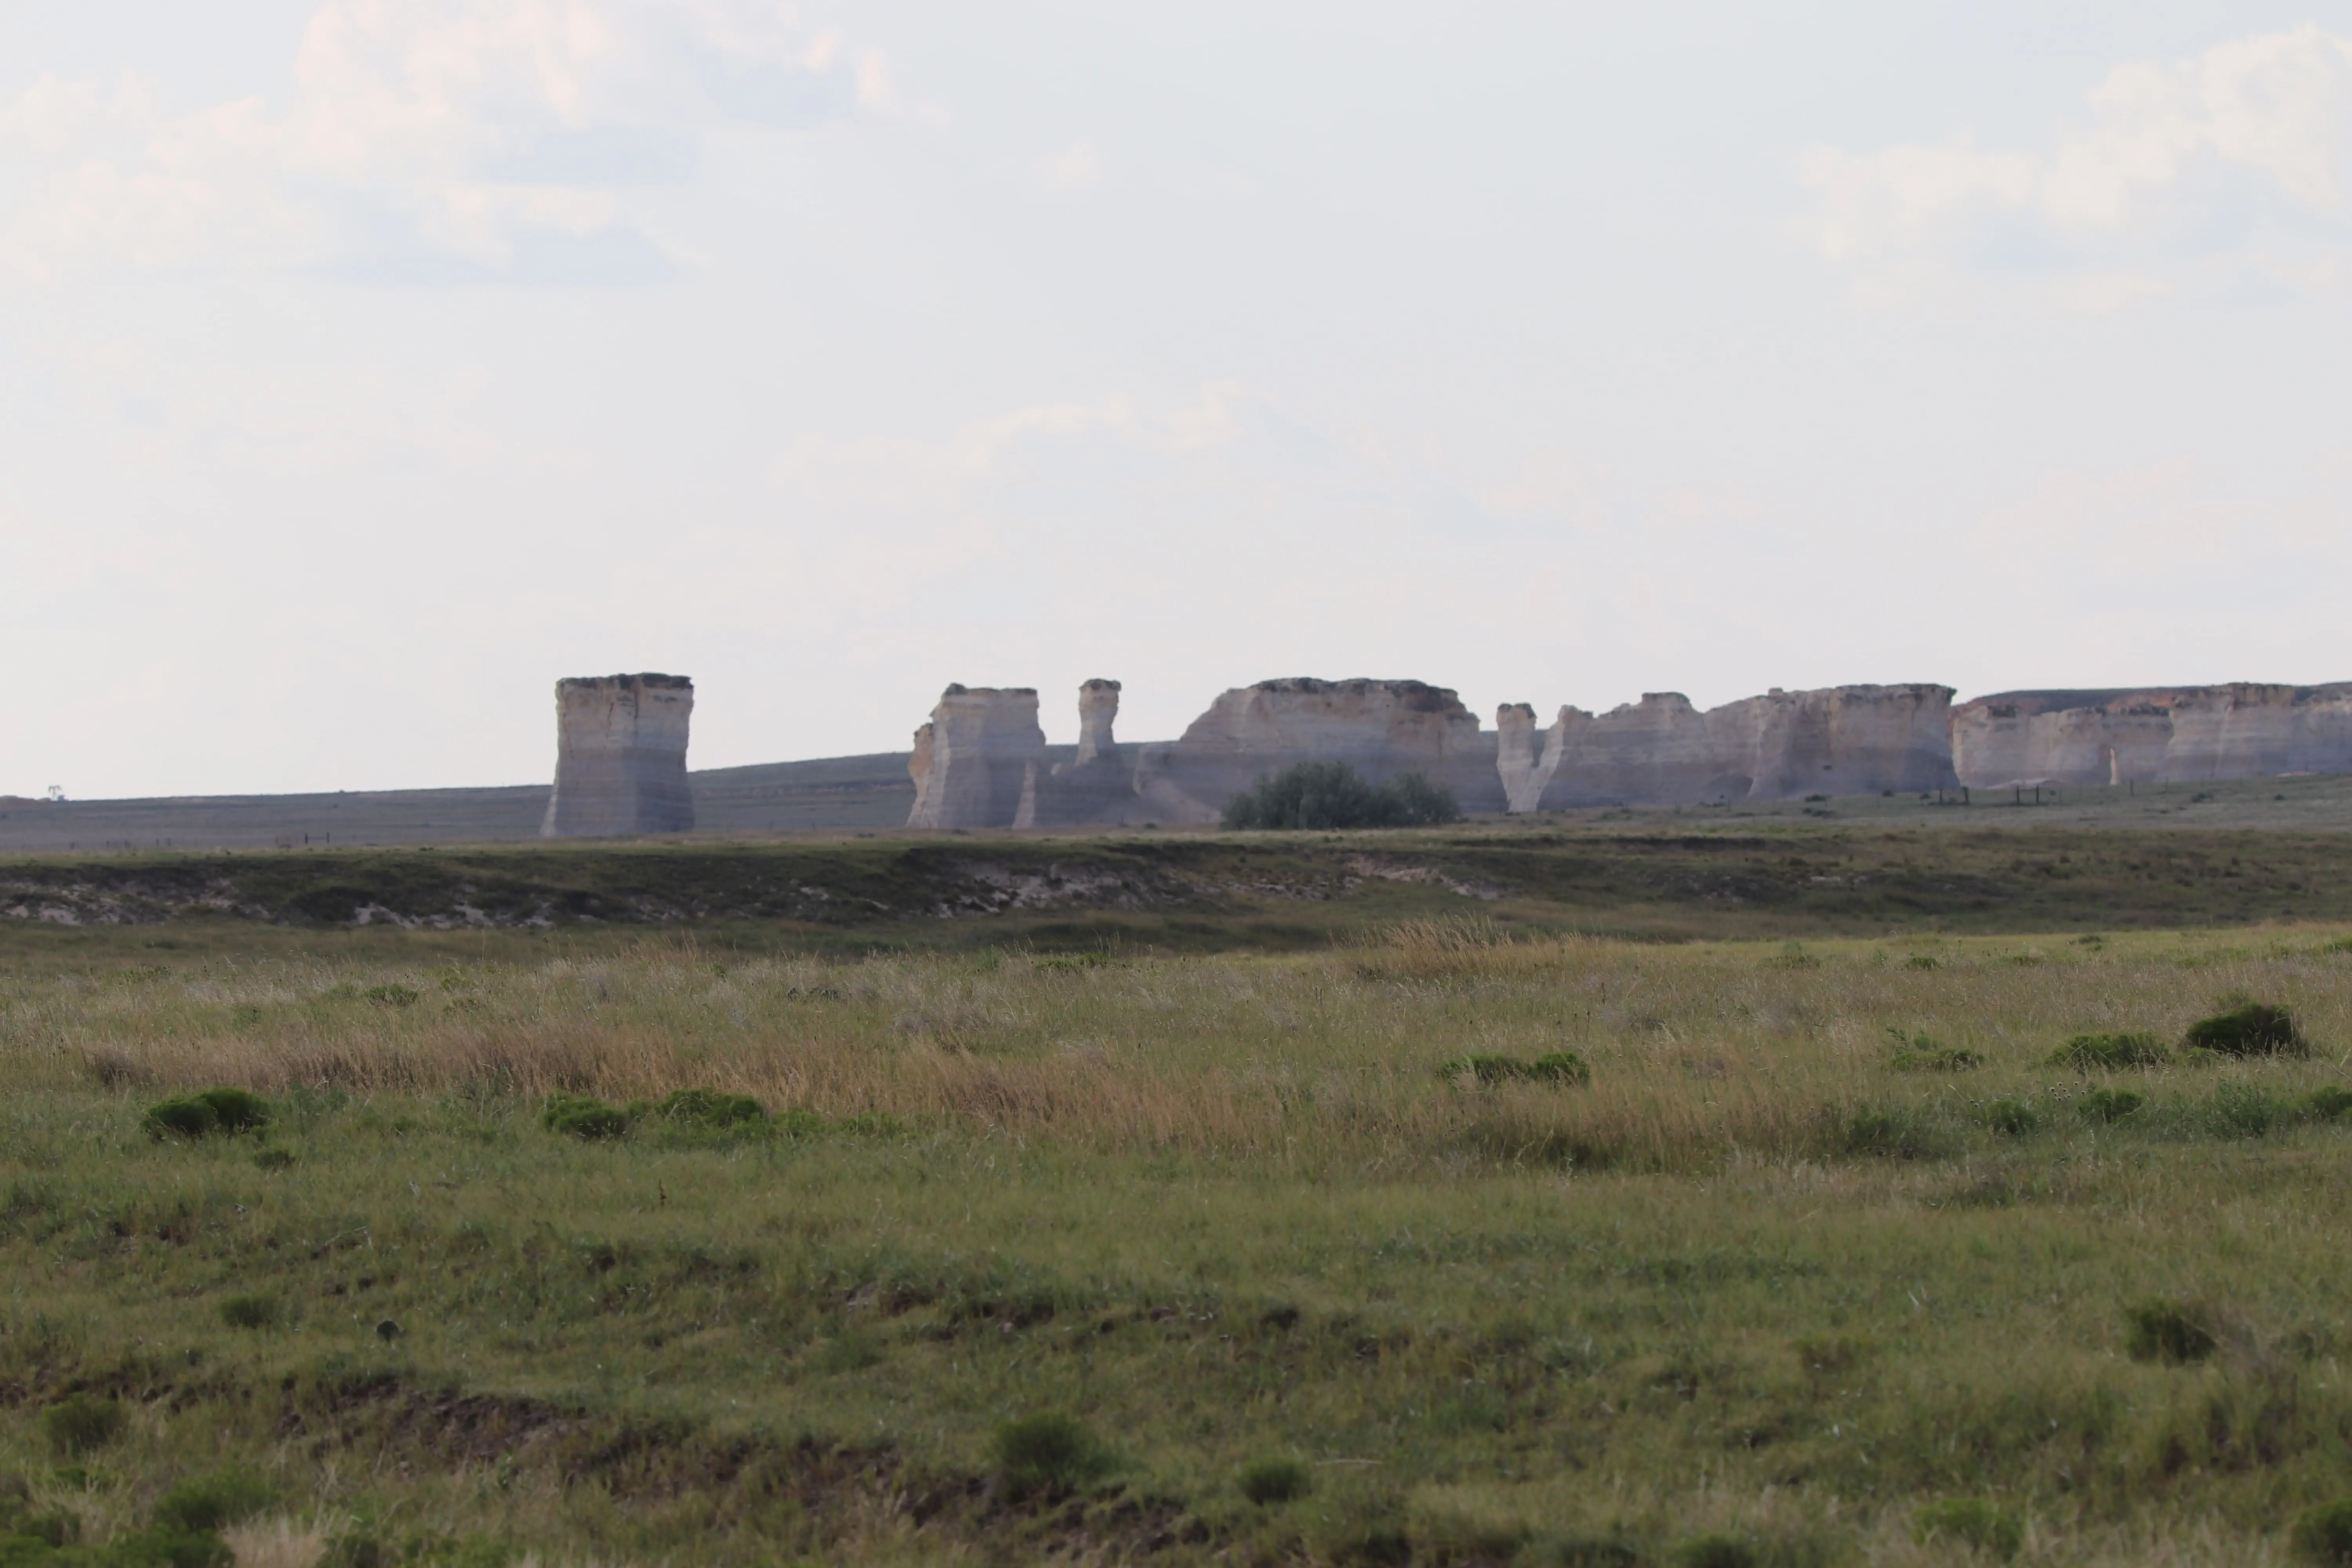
[7,822,2352,947]
[7,920,2352,1563]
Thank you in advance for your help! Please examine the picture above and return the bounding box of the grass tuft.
[2125,1299,2218,1364]
[2049,1031,2169,1071]
[2079,1088,2144,1123]
[1912,1497,2022,1559]
[39,1396,125,1457]
[540,1093,630,1140]
[2186,1000,2305,1057]
[991,1411,1114,1500]
[1236,1456,1311,1505]
[2293,1499,2352,1564]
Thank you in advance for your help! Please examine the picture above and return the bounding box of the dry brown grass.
[7,923,2349,1172]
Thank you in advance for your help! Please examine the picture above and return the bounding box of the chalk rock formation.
[541,674,695,837]
[1135,678,1506,824]
[1497,684,1958,810]
[906,685,1048,829]
[1952,684,2352,788]
[1015,679,1136,828]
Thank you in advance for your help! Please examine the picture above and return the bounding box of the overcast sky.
[7,2,2351,797]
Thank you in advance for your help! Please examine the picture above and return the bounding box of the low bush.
[2079,1088,2144,1123]
[1977,1098,2042,1136]
[2302,1087,2352,1122]
[2206,1083,2288,1139]
[1835,1105,1947,1160]
[1668,1535,1755,1568]
[2049,1032,2168,1071]
[1887,1029,1981,1073]
[1912,1497,2022,1559]
[648,1089,766,1128]
[2186,1001,2304,1057]
[152,1471,271,1534]
[1220,762,1462,830]
[2125,1300,2217,1364]
[1437,1053,1590,1087]
[541,1094,630,1140]
[40,1396,125,1457]
[142,1087,272,1141]
[1237,1455,1312,1505]
[1527,1051,1592,1085]
[2292,1499,2352,1564]
[218,1294,278,1330]
[991,1411,1113,1500]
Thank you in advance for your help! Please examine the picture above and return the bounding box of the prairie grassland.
[5,920,2352,1566]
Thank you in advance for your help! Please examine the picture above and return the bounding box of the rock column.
[541,674,695,837]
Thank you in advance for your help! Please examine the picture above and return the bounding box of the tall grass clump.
[2049,1032,2168,1070]
[991,1412,1114,1499]
[2187,1000,2305,1057]
[1220,762,1461,830]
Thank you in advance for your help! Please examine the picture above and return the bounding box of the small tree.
[1220,763,1462,831]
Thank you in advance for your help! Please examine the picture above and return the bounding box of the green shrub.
[1439,1054,1532,1086]
[1220,762,1461,830]
[1912,1497,2022,1559]
[195,1088,270,1131]
[2079,1089,2144,1123]
[143,1097,217,1140]
[1557,1542,1642,1568]
[1978,1098,2042,1136]
[152,1470,271,1534]
[2049,1032,2168,1071]
[1668,1534,1755,1568]
[40,1396,124,1457]
[1237,1455,1312,1505]
[106,1526,235,1568]
[2292,1499,2352,1564]
[2207,1083,2287,1138]
[1437,1053,1590,1087]
[2125,1300,2217,1364]
[1887,1029,1981,1072]
[1527,1051,1592,1085]
[2302,1087,2352,1122]
[143,1088,271,1141]
[1837,1105,1946,1160]
[991,1411,1113,1499]
[541,1094,630,1140]
[218,1294,278,1330]
[2186,1002,2304,1057]
[650,1089,766,1128]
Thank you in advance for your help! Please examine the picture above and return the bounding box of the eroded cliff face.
[906,685,1048,829]
[1135,678,1506,824]
[541,674,695,837]
[1014,679,1137,828]
[1951,684,2352,788]
[1496,684,1958,810]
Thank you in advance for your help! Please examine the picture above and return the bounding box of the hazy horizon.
[8,2,2350,798]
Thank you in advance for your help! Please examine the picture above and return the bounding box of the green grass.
[9,888,2352,1562]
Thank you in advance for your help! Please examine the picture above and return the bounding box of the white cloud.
[1791,25,2352,306]
[1035,137,1104,192]
[0,0,915,285]
[852,46,946,126]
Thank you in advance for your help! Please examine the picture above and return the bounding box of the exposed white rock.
[1014,679,1136,828]
[1952,684,2344,788]
[1136,678,1506,824]
[1496,684,1956,809]
[541,674,695,837]
[906,685,1048,829]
